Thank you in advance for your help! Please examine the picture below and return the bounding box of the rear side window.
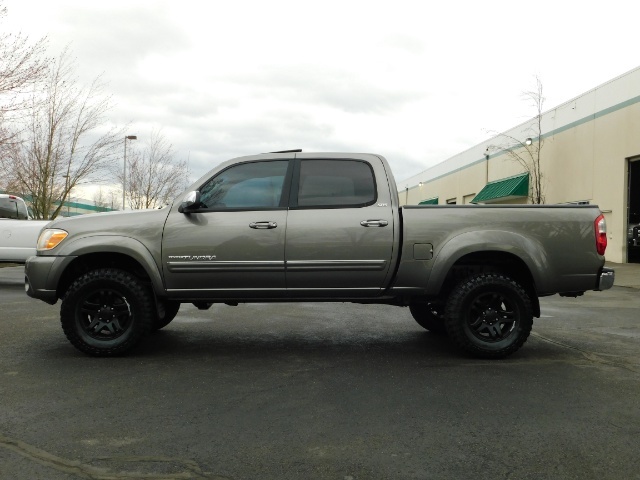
[17,200,28,219]
[199,161,288,209]
[296,160,376,208]
[0,196,28,219]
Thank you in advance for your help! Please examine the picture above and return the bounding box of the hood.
[46,207,171,237]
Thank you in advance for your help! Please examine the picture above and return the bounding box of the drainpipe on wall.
[485,148,490,184]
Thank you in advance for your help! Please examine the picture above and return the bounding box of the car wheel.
[409,302,447,334]
[153,300,181,331]
[60,268,154,356]
[445,273,533,358]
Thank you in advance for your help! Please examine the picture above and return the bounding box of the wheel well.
[57,252,152,299]
[441,251,540,317]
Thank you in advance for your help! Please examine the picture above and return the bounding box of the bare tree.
[0,47,123,219]
[119,130,189,210]
[0,3,49,146]
[488,77,545,204]
[92,186,114,212]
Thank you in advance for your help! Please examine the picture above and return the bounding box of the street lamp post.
[123,135,137,210]
[62,174,70,217]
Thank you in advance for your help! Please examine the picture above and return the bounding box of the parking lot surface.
[1,263,639,479]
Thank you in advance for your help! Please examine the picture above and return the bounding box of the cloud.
[3,0,640,192]
[228,67,425,115]
[54,4,191,69]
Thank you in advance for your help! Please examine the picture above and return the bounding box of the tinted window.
[17,200,28,219]
[297,160,376,207]
[0,196,28,219]
[199,161,288,209]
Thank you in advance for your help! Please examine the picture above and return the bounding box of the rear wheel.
[444,273,533,358]
[60,268,154,356]
[409,302,446,334]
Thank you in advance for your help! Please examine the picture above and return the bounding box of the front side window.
[296,160,376,208]
[199,161,288,209]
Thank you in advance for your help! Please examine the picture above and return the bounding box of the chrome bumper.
[596,267,615,291]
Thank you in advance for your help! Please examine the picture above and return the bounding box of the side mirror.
[178,191,202,213]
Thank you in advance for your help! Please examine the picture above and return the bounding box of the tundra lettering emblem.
[168,255,217,261]
[377,203,388,207]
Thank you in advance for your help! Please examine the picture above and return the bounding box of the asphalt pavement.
[1,262,639,480]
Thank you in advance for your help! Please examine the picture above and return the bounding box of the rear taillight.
[595,214,607,256]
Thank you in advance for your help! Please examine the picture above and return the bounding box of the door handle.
[249,221,278,229]
[360,220,389,227]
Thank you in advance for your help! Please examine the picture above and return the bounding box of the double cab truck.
[25,151,614,358]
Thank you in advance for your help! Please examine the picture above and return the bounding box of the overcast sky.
[3,0,639,193]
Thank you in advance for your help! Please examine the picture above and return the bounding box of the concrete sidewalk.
[605,261,640,289]
[1,262,639,289]
[0,264,24,286]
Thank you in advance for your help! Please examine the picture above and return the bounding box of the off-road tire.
[153,300,181,331]
[409,302,447,334]
[445,273,533,359]
[60,268,154,356]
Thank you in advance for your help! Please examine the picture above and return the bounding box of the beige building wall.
[400,67,640,263]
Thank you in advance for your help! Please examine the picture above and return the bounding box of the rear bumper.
[596,267,615,291]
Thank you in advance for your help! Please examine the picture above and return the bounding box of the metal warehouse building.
[398,66,640,264]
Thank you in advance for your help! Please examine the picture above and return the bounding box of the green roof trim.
[56,199,116,212]
[14,193,117,214]
[418,197,439,205]
[471,173,529,204]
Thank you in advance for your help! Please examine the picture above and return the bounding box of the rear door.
[284,154,396,297]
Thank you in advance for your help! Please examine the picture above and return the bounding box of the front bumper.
[596,267,615,291]
[25,255,76,304]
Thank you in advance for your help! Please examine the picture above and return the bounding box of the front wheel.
[444,273,533,359]
[152,300,181,331]
[60,268,154,356]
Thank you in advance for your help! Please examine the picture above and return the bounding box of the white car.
[0,195,50,263]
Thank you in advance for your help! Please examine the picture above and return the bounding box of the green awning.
[418,197,438,205]
[471,173,529,204]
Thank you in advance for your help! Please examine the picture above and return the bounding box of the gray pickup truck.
[25,151,614,358]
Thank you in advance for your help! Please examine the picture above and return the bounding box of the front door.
[162,159,291,298]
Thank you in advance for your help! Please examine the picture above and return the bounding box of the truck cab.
[0,194,29,220]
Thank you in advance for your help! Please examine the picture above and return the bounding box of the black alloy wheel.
[78,288,132,340]
[445,273,533,358]
[61,268,154,356]
[467,291,517,342]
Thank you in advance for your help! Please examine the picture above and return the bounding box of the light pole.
[62,174,70,217]
[123,135,137,210]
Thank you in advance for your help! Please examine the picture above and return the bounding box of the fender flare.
[425,230,550,296]
[55,234,165,295]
